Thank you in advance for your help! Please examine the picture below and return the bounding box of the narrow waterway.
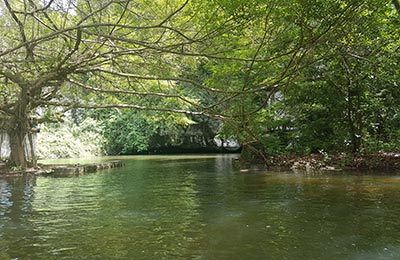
[1,155,400,260]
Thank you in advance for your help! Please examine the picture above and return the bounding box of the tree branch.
[0,69,28,87]
[158,0,190,26]
[67,78,202,108]
[393,0,400,14]
[3,0,32,59]
[86,67,280,94]
[43,101,225,119]
[0,20,294,64]
[14,0,55,15]
[57,28,82,69]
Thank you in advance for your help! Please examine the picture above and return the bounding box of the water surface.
[1,155,400,260]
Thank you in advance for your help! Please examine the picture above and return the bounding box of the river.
[1,154,400,260]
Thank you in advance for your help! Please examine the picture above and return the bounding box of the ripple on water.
[1,156,400,260]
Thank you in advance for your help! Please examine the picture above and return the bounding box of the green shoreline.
[1,152,400,176]
[238,152,400,173]
[0,160,124,176]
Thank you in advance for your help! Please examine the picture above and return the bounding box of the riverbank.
[234,151,400,173]
[0,160,124,176]
[265,152,400,172]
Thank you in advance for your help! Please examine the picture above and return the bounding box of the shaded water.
[1,155,400,260]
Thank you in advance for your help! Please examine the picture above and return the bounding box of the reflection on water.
[1,154,400,260]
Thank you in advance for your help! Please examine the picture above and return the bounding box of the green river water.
[1,154,400,260]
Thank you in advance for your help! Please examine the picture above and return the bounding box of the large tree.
[0,0,233,168]
[1,0,397,168]
[0,0,295,168]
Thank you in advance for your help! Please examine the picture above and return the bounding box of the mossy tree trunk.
[6,86,35,169]
[8,126,28,169]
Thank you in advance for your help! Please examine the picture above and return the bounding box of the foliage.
[0,0,227,167]
[208,0,400,158]
[275,0,400,154]
[36,117,104,159]
[0,0,399,166]
[99,109,192,155]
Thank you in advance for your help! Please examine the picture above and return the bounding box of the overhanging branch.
[87,68,280,94]
[44,101,226,120]
[393,0,400,14]
[67,78,202,108]
[3,0,32,59]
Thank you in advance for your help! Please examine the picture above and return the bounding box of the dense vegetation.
[0,0,399,168]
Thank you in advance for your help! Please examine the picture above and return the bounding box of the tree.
[199,0,391,158]
[0,0,238,168]
[1,0,398,169]
[251,0,400,155]
[0,0,308,167]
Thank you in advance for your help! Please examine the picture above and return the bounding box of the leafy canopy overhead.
[0,0,399,167]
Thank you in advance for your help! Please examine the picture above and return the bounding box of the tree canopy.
[0,0,399,168]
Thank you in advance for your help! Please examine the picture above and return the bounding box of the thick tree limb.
[0,104,14,115]
[0,69,28,87]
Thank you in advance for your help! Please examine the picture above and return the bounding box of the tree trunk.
[6,84,34,169]
[7,117,38,169]
[27,131,37,167]
[347,86,362,154]
[8,125,28,169]
[7,98,32,169]
[347,93,358,153]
